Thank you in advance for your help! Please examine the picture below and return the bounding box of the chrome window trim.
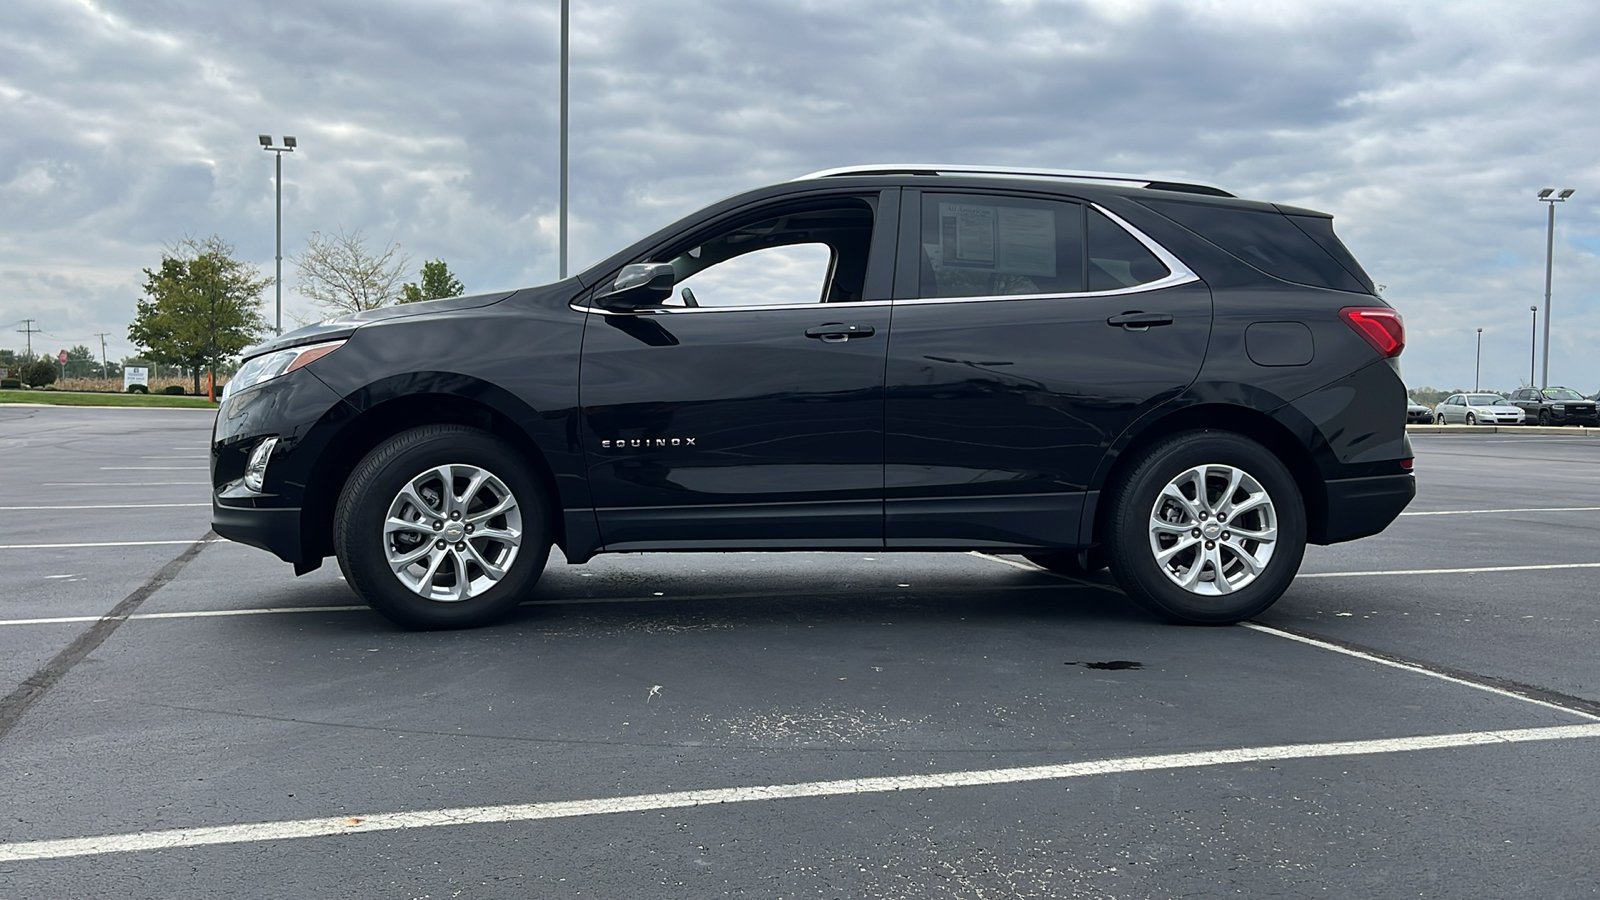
[573,299,894,317]
[571,203,1198,316]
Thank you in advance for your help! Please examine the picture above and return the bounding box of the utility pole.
[16,319,40,358]
[95,332,110,379]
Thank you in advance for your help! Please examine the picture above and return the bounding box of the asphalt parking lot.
[1,405,1597,898]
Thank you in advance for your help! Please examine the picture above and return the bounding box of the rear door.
[883,189,1212,549]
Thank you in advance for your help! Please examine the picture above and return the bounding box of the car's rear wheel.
[1023,547,1108,576]
[335,425,550,630]
[1104,430,1306,625]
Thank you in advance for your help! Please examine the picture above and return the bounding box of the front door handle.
[805,323,876,342]
[1106,311,1174,331]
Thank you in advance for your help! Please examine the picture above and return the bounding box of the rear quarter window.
[1140,199,1370,293]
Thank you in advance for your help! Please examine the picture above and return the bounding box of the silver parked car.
[1435,393,1525,425]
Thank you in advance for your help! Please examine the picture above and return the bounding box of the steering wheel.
[680,286,699,307]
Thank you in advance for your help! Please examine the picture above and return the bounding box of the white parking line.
[1401,506,1600,516]
[0,539,226,551]
[1300,562,1600,578]
[1241,623,1600,722]
[0,503,209,511]
[42,482,210,486]
[3,722,1596,862]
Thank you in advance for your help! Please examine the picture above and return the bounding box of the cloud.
[0,0,1595,391]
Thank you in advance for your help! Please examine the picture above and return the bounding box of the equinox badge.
[601,437,697,449]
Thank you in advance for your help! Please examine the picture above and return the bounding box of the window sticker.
[935,203,1056,278]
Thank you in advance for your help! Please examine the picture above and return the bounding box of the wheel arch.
[1087,402,1329,547]
[298,376,568,564]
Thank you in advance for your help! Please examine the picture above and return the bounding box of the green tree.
[398,259,466,304]
[63,345,98,378]
[294,228,410,314]
[0,349,17,370]
[128,236,271,395]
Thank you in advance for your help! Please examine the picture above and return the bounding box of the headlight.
[1553,404,1566,410]
[222,340,346,401]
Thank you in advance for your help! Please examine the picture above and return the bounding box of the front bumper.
[212,498,306,566]
[1315,472,1415,545]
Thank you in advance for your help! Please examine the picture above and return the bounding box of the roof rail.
[795,164,1233,197]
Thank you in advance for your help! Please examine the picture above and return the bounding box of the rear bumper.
[212,499,306,566]
[1314,473,1415,545]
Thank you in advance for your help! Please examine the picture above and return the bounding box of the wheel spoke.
[1150,516,1191,535]
[1227,522,1277,543]
[1160,482,1200,521]
[1217,467,1244,516]
[463,541,507,582]
[1206,545,1233,594]
[384,516,430,537]
[472,525,522,547]
[1223,539,1264,577]
[466,494,516,526]
[1155,535,1200,566]
[389,543,433,571]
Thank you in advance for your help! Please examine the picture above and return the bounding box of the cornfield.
[50,376,230,395]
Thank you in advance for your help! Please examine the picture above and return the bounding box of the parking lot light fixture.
[1537,187,1575,388]
[1530,306,1538,387]
[261,136,298,336]
[1475,327,1483,392]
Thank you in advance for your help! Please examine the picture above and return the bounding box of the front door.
[884,189,1212,549]
[580,192,897,550]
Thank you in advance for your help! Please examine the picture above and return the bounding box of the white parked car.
[1435,393,1525,425]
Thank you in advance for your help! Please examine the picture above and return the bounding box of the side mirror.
[595,263,675,311]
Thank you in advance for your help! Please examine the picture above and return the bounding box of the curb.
[1407,424,1600,436]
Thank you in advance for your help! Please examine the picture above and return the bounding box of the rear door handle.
[1106,312,1174,331]
[805,323,876,342]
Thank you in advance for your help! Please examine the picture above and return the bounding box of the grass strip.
[0,389,219,409]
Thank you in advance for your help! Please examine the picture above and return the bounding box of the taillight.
[1340,307,1405,358]
[1400,457,1413,470]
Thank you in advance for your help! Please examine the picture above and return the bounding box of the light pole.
[558,0,569,279]
[259,135,298,335]
[1529,305,1538,388]
[1537,187,1575,388]
[1475,327,1483,392]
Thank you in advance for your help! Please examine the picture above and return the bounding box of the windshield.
[1543,388,1584,401]
[1466,395,1504,405]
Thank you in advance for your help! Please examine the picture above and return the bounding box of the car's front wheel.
[1104,430,1306,625]
[335,425,550,630]
[1539,410,1551,426]
[1466,413,1477,426]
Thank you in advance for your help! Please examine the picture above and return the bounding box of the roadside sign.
[124,366,149,391]
[58,349,68,365]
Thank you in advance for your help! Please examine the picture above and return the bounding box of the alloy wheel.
[383,463,523,602]
[1147,463,1278,596]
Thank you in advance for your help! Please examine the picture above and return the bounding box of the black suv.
[213,165,1414,629]
[1507,386,1600,426]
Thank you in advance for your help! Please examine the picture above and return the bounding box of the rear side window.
[918,194,1085,299]
[1141,199,1369,293]
[1088,208,1169,291]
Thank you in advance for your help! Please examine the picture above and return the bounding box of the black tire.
[1103,430,1306,625]
[1023,547,1108,576]
[335,425,550,630]
[1539,410,1551,426]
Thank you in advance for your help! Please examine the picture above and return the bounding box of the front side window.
[654,199,876,309]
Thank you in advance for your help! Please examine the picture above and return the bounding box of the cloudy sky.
[2,0,1597,392]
